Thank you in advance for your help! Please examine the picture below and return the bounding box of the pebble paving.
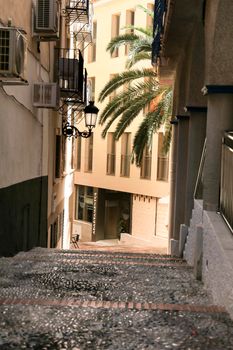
[0,247,232,349]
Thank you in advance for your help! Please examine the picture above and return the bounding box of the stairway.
[0,248,232,349]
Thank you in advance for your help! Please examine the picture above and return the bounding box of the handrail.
[220,131,233,232]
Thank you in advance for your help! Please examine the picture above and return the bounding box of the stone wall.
[184,199,233,318]
[184,200,203,265]
[202,211,233,319]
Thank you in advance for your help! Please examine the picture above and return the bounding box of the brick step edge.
[0,298,226,314]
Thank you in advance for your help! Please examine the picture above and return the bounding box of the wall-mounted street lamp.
[62,101,99,138]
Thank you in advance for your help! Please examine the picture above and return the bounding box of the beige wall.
[132,196,156,240]
[75,0,170,198]
[73,0,170,242]
[0,0,53,188]
[0,0,72,249]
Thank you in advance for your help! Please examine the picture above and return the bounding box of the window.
[76,137,82,171]
[140,145,152,179]
[111,14,120,57]
[146,3,154,29]
[88,21,97,62]
[143,77,151,115]
[62,135,67,173]
[125,10,135,55]
[55,135,61,178]
[75,185,94,223]
[157,132,169,181]
[85,134,93,172]
[120,133,131,177]
[71,137,76,169]
[88,77,96,101]
[109,74,117,102]
[106,132,116,175]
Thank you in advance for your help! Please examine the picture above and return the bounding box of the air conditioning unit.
[34,0,59,38]
[0,27,27,83]
[33,82,58,108]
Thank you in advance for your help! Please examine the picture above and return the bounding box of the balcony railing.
[140,156,152,179]
[120,155,130,177]
[220,131,233,232]
[152,0,166,65]
[55,48,87,104]
[64,0,89,25]
[157,156,169,181]
[71,2,93,43]
[106,153,115,175]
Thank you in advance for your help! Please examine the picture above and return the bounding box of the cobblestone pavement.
[0,247,233,349]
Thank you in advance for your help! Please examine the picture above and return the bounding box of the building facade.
[156,0,233,317]
[72,0,170,248]
[0,0,92,255]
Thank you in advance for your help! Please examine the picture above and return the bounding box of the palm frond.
[99,94,125,125]
[126,52,153,69]
[132,113,155,166]
[98,5,173,165]
[131,89,172,165]
[136,4,154,19]
[128,38,153,57]
[122,25,152,37]
[101,90,156,138]
[100,79,162,123]
[106,33,140,54]
[162,126,172,155]
[113,91,156,139]
[99,89,136,125]
[98,69,158,102]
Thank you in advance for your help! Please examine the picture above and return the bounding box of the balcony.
[151,0,165,66]
[120,155,130,177]
[55,48,87,105]
[64,0,89,25]
[140,156,152,179]
[157,156,169,181]
[71,2,93,43]
[220,131,233,232]
[106,153,115,175]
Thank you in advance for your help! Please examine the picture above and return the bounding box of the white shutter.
[33,83,58,108]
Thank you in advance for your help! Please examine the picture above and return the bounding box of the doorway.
[104,200,120,239]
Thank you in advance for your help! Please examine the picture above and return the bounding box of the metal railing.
[151,0,166,65]
[55,48,87,104]
[194,138,206,199]
[64,0,89,25]
[120,155,130,177]
[106,153,115,175]
[140,156,152,179]
[220,131,233,232]
[157,156,169,181]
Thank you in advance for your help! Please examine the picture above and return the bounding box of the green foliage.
[98,5,173,166]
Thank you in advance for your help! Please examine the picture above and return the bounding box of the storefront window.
[75,185,94,223]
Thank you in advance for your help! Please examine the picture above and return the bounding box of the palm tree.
[98,6,172,166]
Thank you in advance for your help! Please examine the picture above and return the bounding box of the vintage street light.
[62,101,99,138]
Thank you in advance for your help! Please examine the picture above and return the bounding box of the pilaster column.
[184,107,207,225]
[173,115,189,240]
[168,119,178,241]
[203,87,233,211]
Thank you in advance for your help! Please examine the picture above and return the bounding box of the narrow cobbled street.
[0,247,233,349]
